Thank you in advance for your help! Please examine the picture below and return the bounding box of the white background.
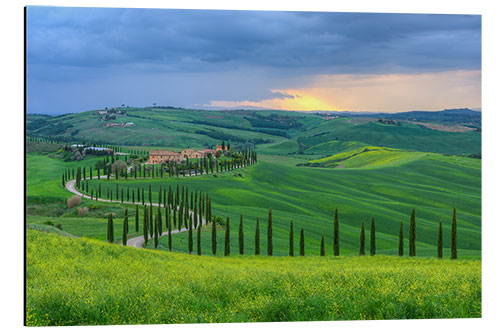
[1,0,498,332]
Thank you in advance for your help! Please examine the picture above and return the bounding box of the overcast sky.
[26,7,481,114]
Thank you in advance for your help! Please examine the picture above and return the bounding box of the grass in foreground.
[26,230,481,326]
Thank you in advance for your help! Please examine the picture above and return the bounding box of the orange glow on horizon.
[205,70,481,112]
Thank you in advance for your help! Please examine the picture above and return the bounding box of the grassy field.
[26,229,481,326]
[25,106,482,324]
[27,149,481,257]
[305,146,428,169]
[31,148,476,258]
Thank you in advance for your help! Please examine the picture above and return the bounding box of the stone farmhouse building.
[148,148,216,164]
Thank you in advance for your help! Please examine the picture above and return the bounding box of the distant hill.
[26,107,481,155]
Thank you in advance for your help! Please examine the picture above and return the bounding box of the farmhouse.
[148,150,183,164]
[148,148,217,164]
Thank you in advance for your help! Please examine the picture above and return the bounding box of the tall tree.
[370,217,376,256]
[359,220,365,256]
[158,206,162,235]
[239,214,244,255]
[267,208,273,256]
[122,209,128,245]
[212,214,217,256]
[168,209,172,251]
[135,205,139,232]
[149,204,153,237]
[409,209,416,257]
[300,229,305,256]
[438,220,443,259]
[143,206,148,245]
[255,217,260,255]
[334,208,339,256]
[154,215,159,249]
[107,214,114,243]
[289,220,294,257]
[398,221,404,257]
[196,220,202,255]
[224,217,230,256]
[320,235,325,256]
[451,207,457,259]
[188,215,193,254]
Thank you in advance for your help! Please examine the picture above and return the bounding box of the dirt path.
[65,176,207,248]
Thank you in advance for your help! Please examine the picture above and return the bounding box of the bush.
[55,224,63,230]
[78,207,89,216]
[43,220,54,226]
[67,195,82,208]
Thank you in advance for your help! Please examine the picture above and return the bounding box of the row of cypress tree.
[188,207,458,258]
[65,149,257,183]
[107,204,458,259]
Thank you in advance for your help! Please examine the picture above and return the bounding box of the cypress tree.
[168,210,172,251]
[224,217,230,256]
[197,222,202,255]
[142,188,145,205]
[300,229,305,256]
[267,208,273,256]
[334,208,339,256]
[154,215,159,249]
[359,220,365,256]
[143,206,149,245]
[255,217,260,255]
[122,209,128,245]
[188,215,193,254]
[451,207,457,259]
[158,206,162,235]
[239,214,244,255]
[409,209,416,257]
[127,188,130,202]
[370,217,376,256]
[135,205,139,232]
[132,191,135,204]
[62,173,65,187]
[320,235,325,256]
[398,221,404,256]
[149,204,153,237]
[289,220,294,257]
[438,220,443,259]
[107,214,114,243]
[212,214,217,256]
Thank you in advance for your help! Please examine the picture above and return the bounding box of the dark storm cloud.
[26,7,481,114]
[27,7,481,76]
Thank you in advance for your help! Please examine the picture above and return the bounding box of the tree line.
[107,205,459,259]
[61,149,258,187]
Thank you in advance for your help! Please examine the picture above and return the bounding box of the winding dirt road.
[65,176,207,248]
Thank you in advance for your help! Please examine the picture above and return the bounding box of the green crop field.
[26,230,481,326]
[25,107,482,324]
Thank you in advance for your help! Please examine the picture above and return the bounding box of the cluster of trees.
[106,185,212,250]
[62,150,258,187]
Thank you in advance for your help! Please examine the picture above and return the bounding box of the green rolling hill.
[27,107,481,155]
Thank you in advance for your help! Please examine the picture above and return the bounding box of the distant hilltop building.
[103,122,135,128]
[148,148,216,164]
[216,144,229,151]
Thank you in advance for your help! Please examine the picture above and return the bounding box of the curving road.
[65,176,207,248]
